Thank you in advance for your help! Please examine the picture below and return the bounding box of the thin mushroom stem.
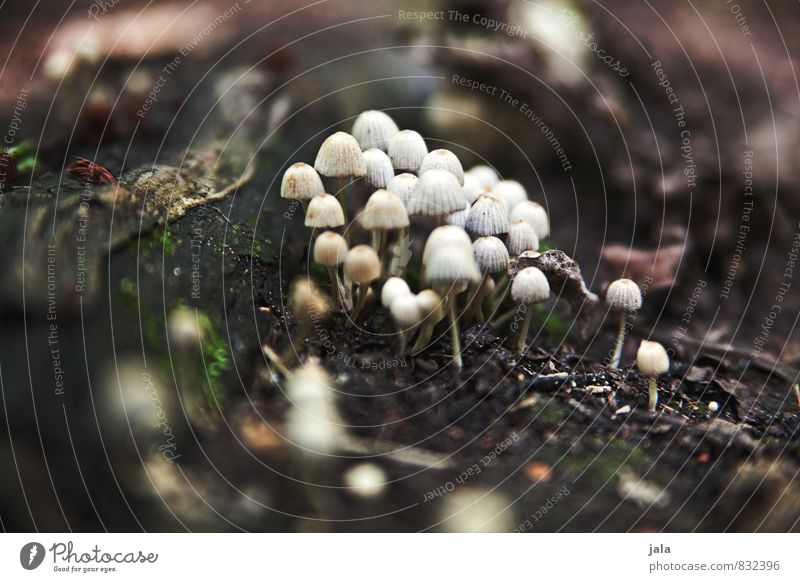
[514,306,533,357]
[377,229,388,261]
[326,266,343,310]
[410,321,435,353]
[490,304,518,328]
[610,311,628,369]
[447,290,463,370]
[349,283,370,325]
[648,376,658,413]
[398,329,408,355]
[337,176,349,243]
[466,272,488,323]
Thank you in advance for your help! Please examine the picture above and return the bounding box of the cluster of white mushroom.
[281,110,673,410]
[281,110,554,370]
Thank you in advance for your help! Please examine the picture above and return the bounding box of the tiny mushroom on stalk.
[606,278,642,368]
[390,293,422,353]
[636,340,670,413]
[407,168,466,222]
[492,180,528,210]
[381,277,412,308]
[360,189,409,259]
[419,149,465,185]
[410,289,445,352]
[510,267,550,356]
[446,201,470,229]
[472,236,510,319]
[314,131,366,235]
[281,162,324,202]
[510,200,550,240]
[313,231,349,310]
[462,173,483,204]
[305,193,345,229]
[286,360,342,454]
[344,245,382,323]
[362,148,395,189]
[388,129,428,172]
[466,193,509,237]
[425,235,481,370]
[288,279,331,359]
[506,219,540,256]
[352,110,399,151]
[466,164,499,188]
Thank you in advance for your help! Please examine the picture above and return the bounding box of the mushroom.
[344,245,382,323]
[606,278,642,368]
[286,359,342,454]
[381,277,412,308]
[425,239,481,370]
[492,179,527,211]
[419,148,465,185]
[387,172,419,206]
[472,236,510,319]
[359,189,409,260]
[281,162,324,211]
[343,463,387,499]
[462,173,484,204]
[445,201,470,229]
[407,168,466,224]
[305,193,345,229]
[510,200,550,240]
[388,129,428,172]
[390,293,422,353]
[288,279,331,360]
[362,148,395,189]
[352,110,399,151]
[466,193,508,237]
[314,131,366,238]
[465,164,499,188]
[410,289,445,352]
[509,267,550,356]
[313,231,349,310]
[506,219,540,256]
[636,340,670,413]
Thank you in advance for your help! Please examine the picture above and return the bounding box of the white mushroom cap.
[407,169,466,216]
[281,162,324,200]
[466,193,509,236]
[305,193,345,228]
[492,180,528,210]
[510,267,550,304]
[352,110,399,151]
[344,245,381,285]
[390,293,422,329]
[286,360,342,454]
[360,189,409,230]
[415,289,444,322]
[506,219,540,256]
[387,173,418,206]
[314,131,366,177]
[510,200,550,240]
[381,277,412,308]
[440,488,513,533]
[419,149,465,185]
[445,202,470,229]
[422,225,473,265]
[168,306,205,348]
[425,244,481,287]
[473,236,510,273]
[313,231,348,266]
[462,173,484,204]
[466,165,499,188]
[343,463,387,498]
[606,278,643,312]
[636,340,670,376]
[388,129,428,172]
[362,148,395,189]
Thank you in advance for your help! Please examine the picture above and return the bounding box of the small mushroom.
[419,148,465,185]
[407,168,466,223]
[360,189,409,260]
[472,236,510,319]
[344,245,382,323]
[466,193,508,237]
[606,278,642,368]
[410,289,445,352]
[314,131,366,238]
[286,360,342,454]
[510,200,550,240]
[381,276,412,308]
[445,201,470,229]
[288,279,331,360]
[313,231,349,310]
[388,129,428,172]
[510,267,550,356]
[352,110,399,151]
[636,340,670,413]
[387,173,419,207]
[390,293,422,353]
[506,219,540,256]
[465,164,499,188]
[362,148,395,189]
[281,162,324,203]
[305,193,345,229]
[492,179,527,211]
